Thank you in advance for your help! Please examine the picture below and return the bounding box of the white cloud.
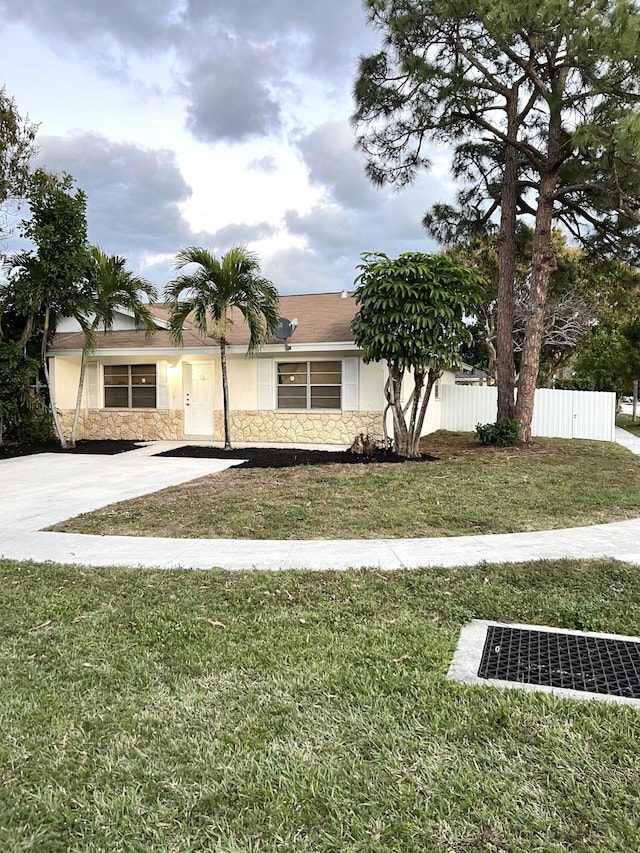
[0,0,454,298]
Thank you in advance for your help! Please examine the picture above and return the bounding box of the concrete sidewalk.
[1,434,639,572]
[1,518,639,571]
[615,425,640,455]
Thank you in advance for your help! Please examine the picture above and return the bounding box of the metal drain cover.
[448,620,640,707]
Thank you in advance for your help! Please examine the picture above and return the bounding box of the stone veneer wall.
[59,409,184,441]
[58,408,383,445]
[215,410,384,444]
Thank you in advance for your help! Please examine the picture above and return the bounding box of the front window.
[104,365,156,408]
[277,361,341,409]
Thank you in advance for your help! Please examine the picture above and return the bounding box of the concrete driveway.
[0,442,238,535]
[1,437,640,571]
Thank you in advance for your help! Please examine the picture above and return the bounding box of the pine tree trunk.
[220,337,232,450]
[496,90,519,420]
[515,170,558,442]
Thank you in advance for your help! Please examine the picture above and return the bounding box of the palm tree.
[165,245,280,450]
[2,251,93,448]
[69,246,158,447]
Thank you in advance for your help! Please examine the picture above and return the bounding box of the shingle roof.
[50,292,358,352]
[224,292,357,346]
[49,328,217,352]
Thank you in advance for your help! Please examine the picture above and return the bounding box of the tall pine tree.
[353,0,640,440]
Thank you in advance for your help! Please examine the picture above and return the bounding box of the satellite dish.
[276,317,298,351]
[276,318,295,340]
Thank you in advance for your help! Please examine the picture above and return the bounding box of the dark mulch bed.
[0,439,145,460]
[155,445,438,469]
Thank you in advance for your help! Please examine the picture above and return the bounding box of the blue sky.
[0,0,452,293]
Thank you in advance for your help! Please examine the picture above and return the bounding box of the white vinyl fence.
[439,385,616,441]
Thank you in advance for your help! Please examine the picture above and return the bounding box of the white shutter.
[86,362,100,408]
[342,357,359,411]
[257,359,273,410]
[156,361,170,409]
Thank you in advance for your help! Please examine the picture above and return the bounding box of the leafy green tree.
[166,245,280,450]
[0,343,40,446]
[446,227,612,384]
[571,326,637,398]
[69,246,158,447]
[351,252,483,458]
[1,169,91,446]
[353,0,640,441]
[443,224,532,380]
[0,87,37,238]
[570,310,640,393]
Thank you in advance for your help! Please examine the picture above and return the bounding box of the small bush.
[3,407,56,447]
[476,418,520,447]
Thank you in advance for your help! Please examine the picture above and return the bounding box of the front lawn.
[1,558,639,852]
[52,435,640,539]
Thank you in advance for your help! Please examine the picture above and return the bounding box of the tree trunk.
[388,366,413,457]
[485,311,497,383]
[69,348,88,448]
[40,306,68,449]
[42,353,68,449]
[515,170,558,441]
[411,367,440,457]
[18,313,36,350]
[388,364,430,459]
[382,376,392,447]
[407,369,425,451]
[495,89,519,420]
[219,337,232,450]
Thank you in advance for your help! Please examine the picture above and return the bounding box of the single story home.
[48,291,454,445]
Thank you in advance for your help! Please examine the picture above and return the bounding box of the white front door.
[184,363,214,436]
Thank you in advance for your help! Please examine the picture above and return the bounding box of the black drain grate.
[478,625,640,699]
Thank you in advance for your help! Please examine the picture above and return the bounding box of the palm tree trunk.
[40,306,68,449]
[18,313,36,350]
[69,348,88,448]
[219,337,232,450]
[70,318,99,448]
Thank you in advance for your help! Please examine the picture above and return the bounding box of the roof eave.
[48,340,360,358]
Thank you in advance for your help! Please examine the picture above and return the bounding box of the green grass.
[52,436,640,539]
[1,558,640,852]
[617,413,640,437]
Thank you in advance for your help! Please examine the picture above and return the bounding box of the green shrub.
[555,601,601,633]
[476,418,520,447]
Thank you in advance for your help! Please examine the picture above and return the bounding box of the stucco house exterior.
[48,291,453,445]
